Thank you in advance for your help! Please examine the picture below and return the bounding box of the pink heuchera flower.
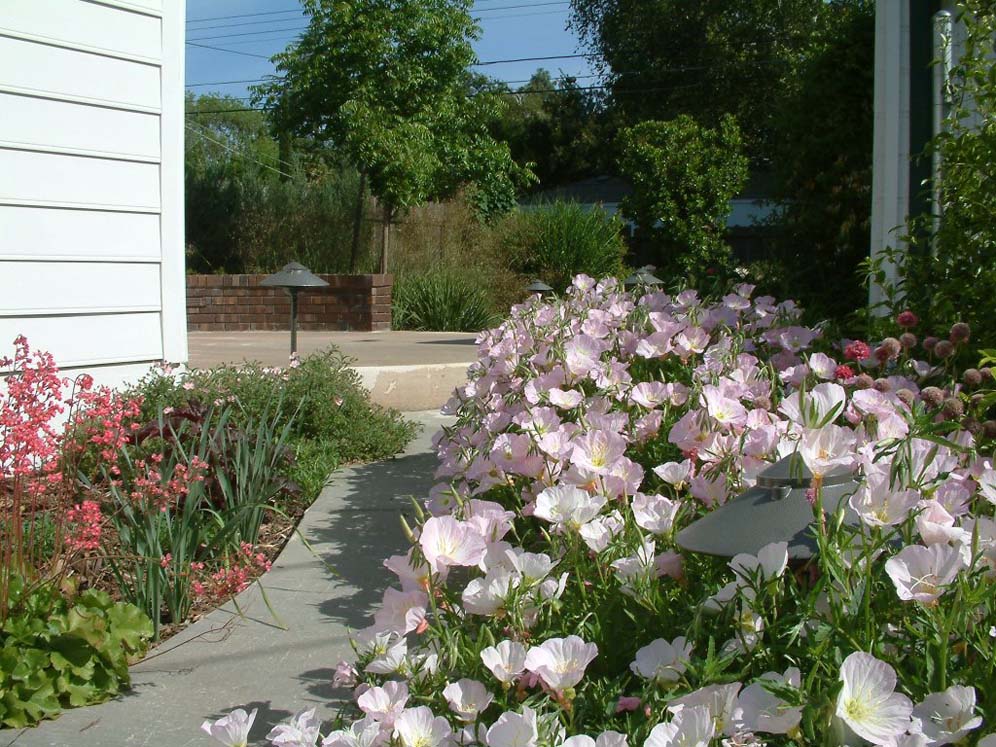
[523,635,598,691]
[418,517,487,574]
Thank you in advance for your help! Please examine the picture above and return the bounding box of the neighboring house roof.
[525,172,776,207]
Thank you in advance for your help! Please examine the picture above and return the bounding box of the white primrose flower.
[798,425,856,478]
[365,637,409,675]
[733,668,803,736]
[561,733,629,747]
[487,707,539,747]
[462,568,520,616]
[912,685,982,745]
[835,652,913,744]
[523,635,598,691]
[644,705,715,747]
[357,680,409,726]
[443,679,494,722]
[507,550,557,586]
[653,460,693,487]
[419,516,488,574]
[849,474,920,528]
[729,542,788,587]
[534,485,607,531]
[267,708,323,747]
[201,707,257,747]
[579,511,624,552]
[632,493,681,534]
[884,544,964,604]
[481,640,528,684]
[978,734,996,747]
[630,637,692,683]
[393,707,452,747]
[322,717,384,747]
[669,683,743,737]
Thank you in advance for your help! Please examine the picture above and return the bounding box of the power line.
[185,121,294,179]
[187,4,568,42]
[185,41,271,59]
[185,0,545,25]
[185,80,708,115]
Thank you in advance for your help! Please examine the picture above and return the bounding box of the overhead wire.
[185,120,295,178]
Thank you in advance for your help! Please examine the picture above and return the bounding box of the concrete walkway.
[6,411,452,747]
[188,331,477,411]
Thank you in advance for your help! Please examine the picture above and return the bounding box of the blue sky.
[185,0,597,103]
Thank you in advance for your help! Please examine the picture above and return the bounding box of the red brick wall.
[186,274,392,332]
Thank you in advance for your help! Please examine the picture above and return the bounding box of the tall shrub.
[617,115,748,284]
[504,201,627,293]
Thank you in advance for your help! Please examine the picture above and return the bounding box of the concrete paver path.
[6,411,452,747]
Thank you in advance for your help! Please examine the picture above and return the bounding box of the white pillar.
[869,0,911,309]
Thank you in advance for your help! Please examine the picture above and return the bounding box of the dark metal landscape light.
[526,279,554,297]
[623,265,663,290]
[676,453,860,560]
[260,262,329,356]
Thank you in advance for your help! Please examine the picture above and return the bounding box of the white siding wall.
[0,0,186,389]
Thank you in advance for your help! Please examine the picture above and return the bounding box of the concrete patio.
[187,330,478,411]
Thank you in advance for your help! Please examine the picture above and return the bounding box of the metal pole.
[289,289,298,355]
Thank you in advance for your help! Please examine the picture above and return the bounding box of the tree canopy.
[254,0,531,221]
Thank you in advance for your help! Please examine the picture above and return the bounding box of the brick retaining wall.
[186,274,392,332]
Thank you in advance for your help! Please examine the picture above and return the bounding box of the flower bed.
[1,339,414,728]
[215,275,992,746]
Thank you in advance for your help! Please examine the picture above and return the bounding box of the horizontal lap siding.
[0,0,186,389]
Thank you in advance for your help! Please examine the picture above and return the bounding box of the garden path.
[5,410,453,747]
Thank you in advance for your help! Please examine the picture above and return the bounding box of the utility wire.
[185,41,271,59]
[187,4,568,42]
[186,0,543,24]
[185,121,295,179]
[187,0,566,31]
[186,80,707,115]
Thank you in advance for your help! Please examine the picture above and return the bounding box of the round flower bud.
[854,373,875,390]
[880,337,902,359]
[752,395,772,411]
[971,393,986,408]
[983,420,996,439]
[897,310,919,328]
[964,368,983,388]
[923,336,939,352]
[934,340,955,358]
[896,388,915,407]
[950,322,971,343]
[873,378,892,392]
[899,332,917,349]
[921,386,945,408]
[942,397,964,419]
[962,416,982,435]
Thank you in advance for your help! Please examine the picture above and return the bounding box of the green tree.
[569,0,832,162]
[895,0,996,343]
[761,1,875,322]
[255,0,532,271]
[617,115,748,282]
[484,70,608,188]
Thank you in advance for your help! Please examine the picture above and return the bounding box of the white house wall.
[0,0,187,389]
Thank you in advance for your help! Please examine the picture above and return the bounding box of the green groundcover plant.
[206,277,996,747]
[0,579,152,728]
